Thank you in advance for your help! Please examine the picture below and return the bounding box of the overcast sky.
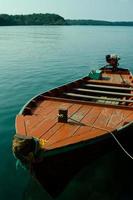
[0,0,133,21]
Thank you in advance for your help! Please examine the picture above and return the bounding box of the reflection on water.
[22,150,133,200]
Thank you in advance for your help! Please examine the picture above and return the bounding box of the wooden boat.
[13,55,133,197]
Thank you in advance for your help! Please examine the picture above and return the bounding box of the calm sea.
[0,25,133,200]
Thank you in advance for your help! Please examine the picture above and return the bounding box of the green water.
[0,25,133,200]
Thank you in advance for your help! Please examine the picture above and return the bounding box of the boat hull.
[13,66,133,197]
[32,122,133,197]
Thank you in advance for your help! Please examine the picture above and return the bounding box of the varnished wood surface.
[16,100,133,150]
[16,68,133,150]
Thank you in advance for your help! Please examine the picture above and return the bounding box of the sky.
[0,0,133,21]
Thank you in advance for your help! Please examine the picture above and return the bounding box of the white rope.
[69,117,133,160]
[109,131,133,160]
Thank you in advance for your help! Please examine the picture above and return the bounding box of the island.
[0,13,133,26]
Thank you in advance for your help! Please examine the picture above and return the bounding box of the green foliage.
[0,13,67,26]
[0,14,14,25]
[0,13,133,26]
[66,19,133,26]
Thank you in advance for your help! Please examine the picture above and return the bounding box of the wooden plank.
[97,97,119,105]
[28,102,73,137]
[44,96,133,110]
[64,92,133,103]
[87,80,131,87]
[32,100,54,115]
[84,83,133,91]
[46,109,133,149]
[45,106,103,148]
[45,127,106,150]
[121,74,133,85]
[40,103,82,140]
[47,105,133,149]
[113,74,123,83]
[44,105,93,145]
[119,113,133,126]
[107,109,133,128]
[26,101,68,130]
[16,115,27,136]
[74,88,133,97]
[76,107,112,137]
[93,108,114,128]
[36,101,72,127]
[72,106,103,136]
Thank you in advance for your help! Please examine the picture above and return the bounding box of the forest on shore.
[0,13,133,26]
[0,13,66,25]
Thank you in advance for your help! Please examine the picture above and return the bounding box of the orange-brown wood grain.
[15,68,133,151]
[40,103,82,140]
[41,104,91,143]
[16,115,27,136]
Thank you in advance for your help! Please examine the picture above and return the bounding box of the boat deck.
[16,68,133,150]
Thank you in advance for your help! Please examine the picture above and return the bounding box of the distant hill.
[66,19,133,26]
[0,13,67,25]
[0,13,133,26]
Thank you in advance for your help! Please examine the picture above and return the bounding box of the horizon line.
[0,12,133,22]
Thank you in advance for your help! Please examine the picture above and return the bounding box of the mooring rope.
[109,131,133,160]
[69,117,133,160]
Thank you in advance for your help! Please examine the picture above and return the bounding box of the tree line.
[0,13,67,25]
[0,13,133,26]
[66,19,133,26]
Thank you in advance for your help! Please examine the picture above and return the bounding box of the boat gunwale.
[41,131,112,157]
[18,76,89,115]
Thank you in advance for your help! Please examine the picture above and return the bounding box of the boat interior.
[42,68,133,108]
[15,68,133,151]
